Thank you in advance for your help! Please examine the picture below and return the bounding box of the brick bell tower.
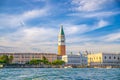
[58,25,66,56]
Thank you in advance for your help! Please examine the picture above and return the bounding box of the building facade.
[0,53,57,64]
[58,25,66,56]
[87,53,120,66]
[62,54,87,66]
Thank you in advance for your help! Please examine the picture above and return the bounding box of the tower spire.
[60,25,64,35]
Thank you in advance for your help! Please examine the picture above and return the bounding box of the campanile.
[58,25,66,56]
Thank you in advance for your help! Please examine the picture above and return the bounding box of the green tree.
[0,60,4,64]
[0,55,9,64]
[29,59,38,65]
[52,60,65,65]
[28,59,42,65]
[9,55,14,64]
[0,55,14,64]
[41,56,49,64]
[27,56,50,65]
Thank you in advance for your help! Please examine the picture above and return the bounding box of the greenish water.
[0,68,120,80]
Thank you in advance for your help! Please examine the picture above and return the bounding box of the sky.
[0,0,120,54]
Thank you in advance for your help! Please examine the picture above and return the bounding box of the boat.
[64,66,72,68]
[106,66,112,69]
[0,64,3,68]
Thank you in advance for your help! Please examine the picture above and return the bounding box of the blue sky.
[0,0,120,53]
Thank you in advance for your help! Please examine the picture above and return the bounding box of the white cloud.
[102,32,120,42]
[84,11,120,18]
[22,27,56,41]
[66,36,91,44]
[0,7,49,29]
[63,20,109,35]
[0,26,58,52]
[67,43,120,54]
[93,20,109,29]
[0,45,56,53]
[69,0,120,18]
[0,14,21,28]
[97,20,108,28]
[0,27,56,45]
[21,8,48,21]
[72,0,108,12]
[64,24,88,35]
[68,11,120,18]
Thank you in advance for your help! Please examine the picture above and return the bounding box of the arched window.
[105,56,107,59]
[109,56,111,59]
[99,57,101,59]
[114,56,116,59]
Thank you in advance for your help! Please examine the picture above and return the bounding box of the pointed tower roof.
[60,25,64,35]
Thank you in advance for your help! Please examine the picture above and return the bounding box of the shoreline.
[0,64,120,68]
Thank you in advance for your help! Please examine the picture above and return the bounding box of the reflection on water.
[0,68,120,80]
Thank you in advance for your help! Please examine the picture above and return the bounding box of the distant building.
[58,25,66,56]
[62,54,87,66]
[0,53,57,64]
[87,52,120,66]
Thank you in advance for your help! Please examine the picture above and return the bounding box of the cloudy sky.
[0,0,120,54]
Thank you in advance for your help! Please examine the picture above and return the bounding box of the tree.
[41,56,49,64]
[28,59,42,65]
[0,60,4,64]
[0,55,9,64]
[52,60,65,65]
[9,55,13,64]
[27,56,50,65]
[0,55,14,64]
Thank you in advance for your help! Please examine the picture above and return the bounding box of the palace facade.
[0,53,57,64]
[87,52,120,66]
[62,54,87,66]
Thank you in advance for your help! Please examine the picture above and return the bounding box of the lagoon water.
[0,68,120,80]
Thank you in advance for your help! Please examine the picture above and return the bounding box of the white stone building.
[62,54,87,66]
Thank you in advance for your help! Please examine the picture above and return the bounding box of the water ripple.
[0,68,120,80]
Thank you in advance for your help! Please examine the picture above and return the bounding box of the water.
[0,68,120,80]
